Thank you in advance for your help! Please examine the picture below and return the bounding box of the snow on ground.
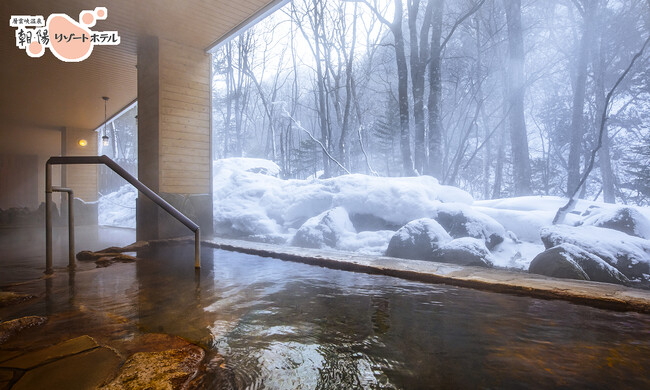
[476,196,650,224]
[98,184,136,228]
[213,158,472,238]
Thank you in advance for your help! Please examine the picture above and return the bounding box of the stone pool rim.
[199,238,650,315]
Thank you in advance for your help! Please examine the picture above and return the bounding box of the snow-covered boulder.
[529,247,589,281]
[540,225,650,280]
[385,219,452,261]
[291,207,355,249]
[529,243,629,285]
[578,206,650,240]
[433,204,506,249]
[348,213,401,232]
[430,237,494,267]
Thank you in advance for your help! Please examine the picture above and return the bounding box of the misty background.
[209,0,650,205]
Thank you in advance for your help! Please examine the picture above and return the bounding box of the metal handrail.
[45,155,200,274]
[51,186,75,269]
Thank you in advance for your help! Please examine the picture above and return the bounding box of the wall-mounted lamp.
[102,96,110,147]
[78,139,88,147]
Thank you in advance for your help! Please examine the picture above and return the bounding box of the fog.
[211,0,650,205]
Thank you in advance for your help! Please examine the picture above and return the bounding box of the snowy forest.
[94,0,650,286]
[211,0,650,205]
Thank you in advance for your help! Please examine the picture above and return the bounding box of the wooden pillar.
[137,36,213,240]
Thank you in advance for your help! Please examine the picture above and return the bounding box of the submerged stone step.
[12,346,121,390]
[1,335,98,370]
[0,368,14,388]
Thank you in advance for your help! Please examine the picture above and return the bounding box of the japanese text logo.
[10,7,120,62]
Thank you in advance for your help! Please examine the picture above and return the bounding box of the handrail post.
[68,190,74,269]
[195,229,201,269]
[52,187,75,269]
[45,163,53,275]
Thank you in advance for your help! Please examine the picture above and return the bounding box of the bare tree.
[364,0,416,175]
[503,0,532,195]
[566,0,597,195]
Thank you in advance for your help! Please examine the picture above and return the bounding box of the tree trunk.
[393,0,415,176]
[427,0,444,178]
[567,2,596,195]
[409,0,433,175]
[503,0,532,195]
[592,7,615,203]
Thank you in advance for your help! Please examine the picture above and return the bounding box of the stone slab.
[0,350,22,363]
[205,238,650,314]
[12,346,121,390]
[100,347,204,390]
[1,335,98,370]
[0,367,14,382]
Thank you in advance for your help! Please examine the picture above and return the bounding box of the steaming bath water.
[1,230,649,388]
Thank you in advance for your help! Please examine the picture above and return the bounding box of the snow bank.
[213,158,472,238]
[98,185,136,228]
[474,206,553,243]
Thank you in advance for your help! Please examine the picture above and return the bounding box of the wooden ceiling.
[0,0,278,131]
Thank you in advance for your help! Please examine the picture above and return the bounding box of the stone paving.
[205,238,650,314]
[0,331,205,389]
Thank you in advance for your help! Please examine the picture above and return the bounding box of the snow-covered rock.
[430,237,494,267]
[292,207,355,249]
[348,213,401,232]
[385,218,451,261]
[433,204,505,249]
[578,206,650,239]
[529,247,589,281]
[540,225,650,280]
[474,206,552,243]
[529,243,629,285]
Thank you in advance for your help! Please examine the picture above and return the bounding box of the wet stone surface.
[11,346,121,390]
[0,332,207,390]
[1,335,98,370]
[0,293,35,308]
[0,317,47,344]
[100,347,205,390]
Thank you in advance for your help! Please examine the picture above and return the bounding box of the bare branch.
[553,33,650,224]
[440,0,487,50]
[278,103,351,175]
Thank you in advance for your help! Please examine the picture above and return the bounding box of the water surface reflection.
[2,240,649,389]
[139,246,650,389]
